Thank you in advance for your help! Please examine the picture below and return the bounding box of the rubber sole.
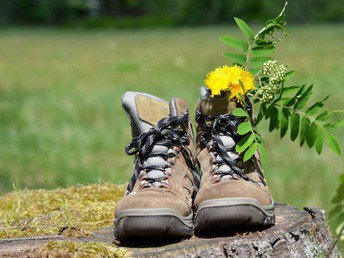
[194,197,275,232]
[114,208,193,240]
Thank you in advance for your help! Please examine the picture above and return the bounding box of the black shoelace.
[196,109,252,182]
[125,112,200,193]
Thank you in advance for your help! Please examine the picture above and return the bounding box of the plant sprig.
[220,1,343,162]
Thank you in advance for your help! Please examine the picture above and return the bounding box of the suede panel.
[197,148,212,187]
[135,95,170,126]
[168,151,195,205]
[194,180,273,209]
[115,189,191,217]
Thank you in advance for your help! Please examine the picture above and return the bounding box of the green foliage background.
[0,0,343,27]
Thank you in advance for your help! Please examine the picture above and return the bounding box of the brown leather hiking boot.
[194,87,275,231]
[114,92,199,239]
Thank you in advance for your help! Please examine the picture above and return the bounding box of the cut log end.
[0,204,340,257]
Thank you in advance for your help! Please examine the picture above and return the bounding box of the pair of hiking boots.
[114,87,275,240]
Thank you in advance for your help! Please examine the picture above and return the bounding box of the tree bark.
[0,204,340,257]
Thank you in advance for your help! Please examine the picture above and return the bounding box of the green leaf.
[219,35,249,52]
[236,134,255,153]
[237,121,253,135]
[336,222,344,240]
[234,17,254,41]
[255,134,265,144]
[340,173,344,183]
[232,108,249,117]
[325,132,341,155]
[283,98,296,107]
[332,120,344,128]
[300,117,311,147]
[294,85,313,109]
[315,128,324,154]
[316,111,332,122]
[268,106,279,132]
[257,143,267,168]
[250,56,272,63]
[283,85,305,107]
[331,182,344,204]
[281,86,300,96]
[306,95,330,115]
[306,122,318,148]
[251,46,275,56]
[224,53,246,65]
[329,204,343,219]
[283,70,295,81]
[255,104,266,125]
[290,112,300,141]
[249,67,261,75]
[244,142,258,162]
[280,109,289,138]
[333,213,344,231]
[306,103,324,116]
[250,56,272,67]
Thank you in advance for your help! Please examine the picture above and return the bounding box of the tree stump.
[0,204,340,257]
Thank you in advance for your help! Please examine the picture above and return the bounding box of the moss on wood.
[35,241,130,257]
[0,183,125,239]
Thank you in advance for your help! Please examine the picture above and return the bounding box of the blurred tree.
[0,0,342,27]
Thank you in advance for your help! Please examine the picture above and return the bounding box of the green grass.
[0,25,343,217]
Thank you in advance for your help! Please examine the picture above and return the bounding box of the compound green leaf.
[332,120,344,128]
[237,121,253,135]
[306,122,318,148]
[268,106,279,132]
[329,204,343,219]
[325,132,341,155]
[290,112,300,141]
[280,109,290,138]
[244,142,258,162]
[251,46,275,56]
[300,117,310,147]
[232,108,249,117]
[315,128,324,154]
[236,134,255,153]
[294,85,313,109]
[249,67,261,75]
[234,17,254,41]
[316,111,332,122]
[257,143,267,168]
[224,53,246,65]
[281,86,300,96]
[283,70,295,81]
[219,35,249,52]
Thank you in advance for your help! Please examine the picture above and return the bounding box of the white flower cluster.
[256,60,287,103]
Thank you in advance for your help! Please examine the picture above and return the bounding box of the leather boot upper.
[194,87,274,210]
[115,92,199,218]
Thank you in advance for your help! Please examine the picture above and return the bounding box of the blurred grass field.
[0,25,343,214]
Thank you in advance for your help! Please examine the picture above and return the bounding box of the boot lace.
[125,112,200,193]
[196,109,254,183]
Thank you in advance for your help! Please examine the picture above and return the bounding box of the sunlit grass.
[0,25,343,216]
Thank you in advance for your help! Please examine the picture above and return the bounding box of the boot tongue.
[199,86,237,116]
[198,86,243,174]
[169,97,189,116]
[122,92,170,136]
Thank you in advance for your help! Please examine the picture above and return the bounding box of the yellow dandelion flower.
[205,65,254,100]
[204,65,232,97]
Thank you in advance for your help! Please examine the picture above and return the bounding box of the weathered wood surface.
[0,204,340,257]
